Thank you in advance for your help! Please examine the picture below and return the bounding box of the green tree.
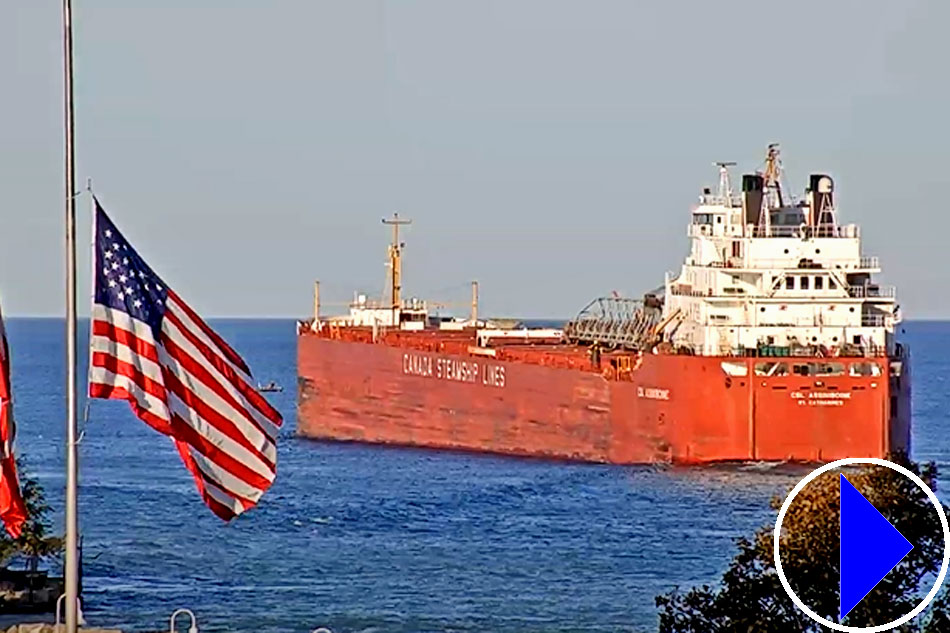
[0,458,63,573]
[656,457,950,632]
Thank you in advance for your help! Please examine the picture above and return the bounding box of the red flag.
[0,302,27,538]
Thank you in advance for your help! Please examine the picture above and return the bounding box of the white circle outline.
[773,457,950,632]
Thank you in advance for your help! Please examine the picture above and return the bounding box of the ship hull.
[297,335,910,464]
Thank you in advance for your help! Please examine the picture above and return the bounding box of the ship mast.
[752,143,786,235]
[382,213,411,311]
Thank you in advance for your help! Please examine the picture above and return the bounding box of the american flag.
[0,301,26,537]
[88,200,282,520]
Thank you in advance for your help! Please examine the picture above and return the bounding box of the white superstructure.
[664,146,899,358]
[332,293,429,330]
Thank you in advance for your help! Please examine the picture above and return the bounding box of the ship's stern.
[887,343,912,457]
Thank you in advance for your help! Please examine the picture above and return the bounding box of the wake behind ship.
[297,146,910,464]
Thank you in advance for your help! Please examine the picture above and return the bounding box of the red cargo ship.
[297,146,910,463]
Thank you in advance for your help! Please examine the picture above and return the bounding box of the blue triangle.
[839,474,914,620]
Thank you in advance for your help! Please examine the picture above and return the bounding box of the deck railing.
[700,257,878,271]
[861,313,887,326]
[698,342,890,359]
[696,194,744,207]
[847,285,896,299]
[749,224,861,238]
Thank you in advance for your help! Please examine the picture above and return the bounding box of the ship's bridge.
[661,150,900,359]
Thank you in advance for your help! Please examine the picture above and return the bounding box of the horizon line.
[1,313,576,321]
[3,315,949,325]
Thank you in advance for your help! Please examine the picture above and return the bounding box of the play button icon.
[839,474,914,620]
[775,458,950,632]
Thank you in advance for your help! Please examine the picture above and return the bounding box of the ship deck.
[301,325,608,372]
[298,323,893,382]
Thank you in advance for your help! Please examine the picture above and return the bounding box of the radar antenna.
[812,175,840,236]
[762,143,785,209]
[714,162,736,206]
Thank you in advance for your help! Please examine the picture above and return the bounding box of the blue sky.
[2,1,948,318]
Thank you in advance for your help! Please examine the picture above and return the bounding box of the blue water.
[4,319,948,632]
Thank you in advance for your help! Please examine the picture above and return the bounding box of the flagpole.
[62,0,80,631]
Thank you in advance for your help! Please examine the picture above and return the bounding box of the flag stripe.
[164,302,280,425]
[204,476,251,512]
[172,440,240,521]
[91,336,163,385]
[167,291,251,376]
[92,305,159,352]
[201,478,245,520]
[88,368,173,432]
[162,376,276,477]
[190,451,262,505]
[165,411,273,492]
[161,317,280,439]
[92,317,160,364]
[90,352,168,404]
[88,382,176,437]
[165,367,277,472]
[162,311,281,428]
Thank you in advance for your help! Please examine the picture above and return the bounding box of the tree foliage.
[656,457,950,632]
[0,458,63,572]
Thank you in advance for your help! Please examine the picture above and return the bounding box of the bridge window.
[850,362,882,377]
[792,362,845,377]
[800,276,810,290]
[815,276,824,290]
[786,277,795,290]
[755,362,789,376]
[815,362,845,376]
